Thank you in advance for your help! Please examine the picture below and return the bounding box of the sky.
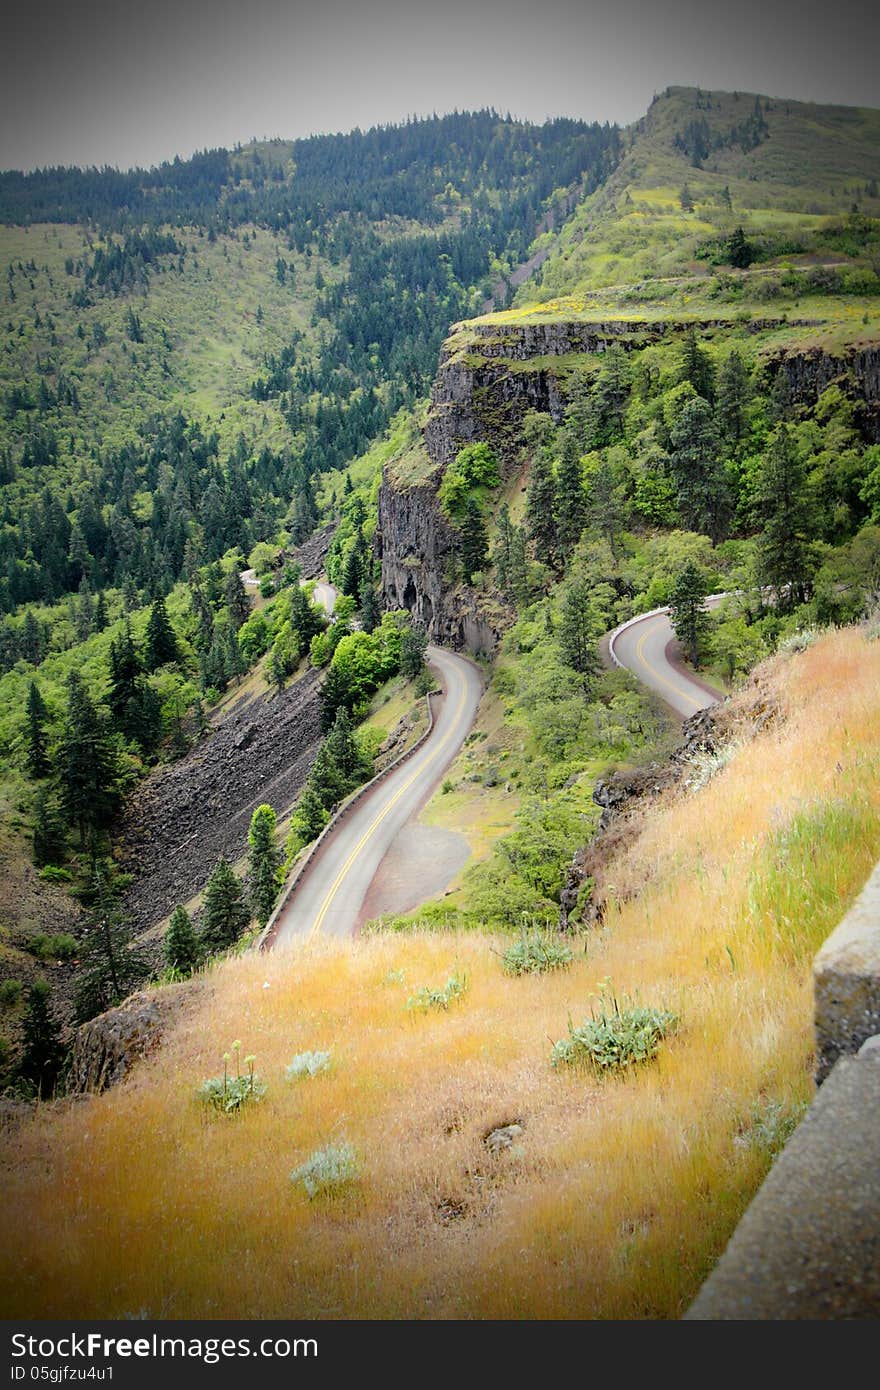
[2,0,879,171]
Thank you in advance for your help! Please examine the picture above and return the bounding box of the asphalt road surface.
[610,606,724,718]
[271,646,482,946]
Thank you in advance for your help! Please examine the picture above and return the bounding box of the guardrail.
[256,689,437,952]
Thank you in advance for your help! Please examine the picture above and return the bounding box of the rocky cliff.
[378,317,880,651]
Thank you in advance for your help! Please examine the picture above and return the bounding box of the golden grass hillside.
[2,625,879,1320]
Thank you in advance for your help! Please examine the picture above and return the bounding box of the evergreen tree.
[292,783,330,843]
[717,349,751,448]
[32,785,66,867]
[554,439,588,560]
[678,330,715,401]
[755,425,816,611]
[19,979,65,1095]
[320,662,351,732]
[164,904,200,975]
[460,498,488,583]
[726,226,755,268]
[323,706,368,784]
[25,680,51,778]
[400,621,428,679]
[201,857,250,951]
[668,561,711,667]
[587,452,628,560]
[247,804,282,927]
[59,672,120,844]
[94,590,109,632]
[358,579,380,634]
[669,397,733,542]
[770,368,793,423]
[144,595,179,670]
[526,447,558,568]
[74,861,147,1022]
[224,568,250,630]
[558,579,602,696]
[74,577,94,641]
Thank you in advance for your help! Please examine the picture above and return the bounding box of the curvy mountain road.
[269,646,482,947]
[610,603,724,717]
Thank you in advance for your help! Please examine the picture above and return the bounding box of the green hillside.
[510,86,880,343]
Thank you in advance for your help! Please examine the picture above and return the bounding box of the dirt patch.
[120,668,324,948]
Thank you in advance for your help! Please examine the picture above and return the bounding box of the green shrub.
[37,865,73,884]
[25,933,78,962]
[502,929,574,976]
[197,1042,266,1114]
[406,970,468,1011]
[551,996,678,1074]
[290,1141,359,1198]
[285,1049,331,1080]
[0,979,22,1006]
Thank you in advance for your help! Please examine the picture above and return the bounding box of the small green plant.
[285,1049,331,1080]
[406,970,468,1011]
[502,928,574,976]
[0,979,22,1006]
[290,1141,359,1198]
[441,779,455,794]
[37,865,73,884]
[25,932,78,962]
[551,993,678,1074]
[197,1040,266,1114]
[735,1098,808,1159]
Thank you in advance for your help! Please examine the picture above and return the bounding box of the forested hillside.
[0,112,621,1080]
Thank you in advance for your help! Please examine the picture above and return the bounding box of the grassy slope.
[496,87,880,351]
[3,624,878,1318]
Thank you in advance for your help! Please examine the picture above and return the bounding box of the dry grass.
[1,627,879,1320]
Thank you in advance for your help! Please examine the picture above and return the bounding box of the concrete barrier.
[687,857,880,1319]
[814,860,880,1083]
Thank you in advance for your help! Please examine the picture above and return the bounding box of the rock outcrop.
[68,981,202,1094]
[378,315,880,652]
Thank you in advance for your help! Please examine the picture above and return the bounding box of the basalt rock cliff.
[378,319,880,651]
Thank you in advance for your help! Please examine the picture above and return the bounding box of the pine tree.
[558,579,602,696]
[668,561,711,667]
[323,706,368,784]
[25,680,50,778]
[74,577,94,642]
[74,861,147,1022]
[554,440,588,560]
[247,805,282,928]
[32,786,66,867]
[20,979,65,1095]
[293,784,329,843]
[145,595,179,670]
[717,349,751,448]
[726,226,754,268]
[224,568,250,630]
[164,904,200,975]
[320,662,351,732]
[460,498,488,583]
[587,452,628,560]
[755,425,816,611]
[669,397,733,542]
[93,591,108,632]
[526,447,558,568]
[59,672,120,845]
[678,330,715,401]
[358,580,380,634]
[201,858,250,951]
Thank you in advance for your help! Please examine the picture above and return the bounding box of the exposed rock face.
[379,316,880,652]
[121,667,323,942]
[68,981,201,1094]
[770,345,880,440]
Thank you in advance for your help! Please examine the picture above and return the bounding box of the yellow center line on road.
[634,621,704,709]
[306,671,469,940]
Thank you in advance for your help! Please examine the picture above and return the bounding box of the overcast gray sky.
[2,0,879,171]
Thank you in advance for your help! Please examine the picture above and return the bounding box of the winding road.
[609,601,725,717]
[268,646,483,948]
